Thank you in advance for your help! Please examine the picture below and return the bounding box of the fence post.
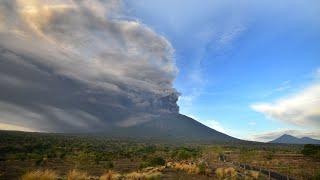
[268,170,271,180]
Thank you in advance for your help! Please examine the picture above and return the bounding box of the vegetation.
[215,167,237,179]
[21,169,57,180]
[302,144,320,159]
[0,131,319,179]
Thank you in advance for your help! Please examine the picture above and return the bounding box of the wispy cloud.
[248,121,256,126]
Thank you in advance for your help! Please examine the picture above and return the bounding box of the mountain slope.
[100,113,238,142]
[270,134,320,144]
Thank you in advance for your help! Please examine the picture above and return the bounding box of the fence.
[219,155,295,180]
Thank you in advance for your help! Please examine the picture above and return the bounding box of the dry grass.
[67,169,88,180]
[21,169,58,180]
[125,171,162,180]
[142,166,165,173]
[215,168,224,179]
[124,166,164,179]
[100,170,122,180]
[21,167,163,180]
[247,170,260,179]
[215,167,237,179]
[167,162,200,174]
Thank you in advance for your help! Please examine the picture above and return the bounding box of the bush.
[139,162,149,169]
[173,149,196,160]
[197,162,207,175]
[100,170,122,180]
[215,168,224,179]
[149,157,166,166]
[248,170,260,179]
[313,171,320,180]
[215,167,237,179]
[103,161,114,169]
[22,169,57,180]
[265,151,274,160]
[67,169,88,180]
[168,162,199,174]
[125,171,161,180]
[302,144,320,158]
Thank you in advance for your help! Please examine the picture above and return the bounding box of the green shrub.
[103,161,114,169]
[302,144,320,158]
[149,157,166,166]
[197,162,207,175]
[139,162,149,169]
[313,170,320,180]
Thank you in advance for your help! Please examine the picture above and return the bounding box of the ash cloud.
[0,0,179,132]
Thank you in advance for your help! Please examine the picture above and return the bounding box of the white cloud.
[182,113,227,134]
[251,83,320,128]
[250,129,320,142]
[248,121,256,126]
[218,25,246,46]
[202,120,227,134]
[207,120,227,133]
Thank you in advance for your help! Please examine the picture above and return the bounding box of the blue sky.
[125,0,320,140]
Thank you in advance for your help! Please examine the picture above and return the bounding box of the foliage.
[149,156,166,166]
[171,147,199,160]
[313,170,320,180]
[1,131,318,179]
[302,144,320,158]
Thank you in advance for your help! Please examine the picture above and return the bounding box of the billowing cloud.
[251,83,320,128]
[0,0,179,132]
[251,129,320,142]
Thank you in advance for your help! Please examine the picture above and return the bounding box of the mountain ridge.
[270,134,320,144]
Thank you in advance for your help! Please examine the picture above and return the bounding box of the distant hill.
[270,134,320,144]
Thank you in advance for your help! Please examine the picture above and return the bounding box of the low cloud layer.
[0,0,179,132]
[251,83,320,128]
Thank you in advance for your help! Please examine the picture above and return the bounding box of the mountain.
[96,113,238,142]
[270,134,320,144]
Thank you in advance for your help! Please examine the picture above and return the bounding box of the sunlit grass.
[100,170,122,180]
[67,169,88,180]
[21,169,58,180]
[215,167,237,179]
[167,162,209,174]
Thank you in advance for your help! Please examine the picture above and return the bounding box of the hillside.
[100,113,238,142]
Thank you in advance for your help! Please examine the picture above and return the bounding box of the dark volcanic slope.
[270,134,320,144]
[88,113,237,142]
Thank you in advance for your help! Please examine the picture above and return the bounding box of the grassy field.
[0,131,319,179]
